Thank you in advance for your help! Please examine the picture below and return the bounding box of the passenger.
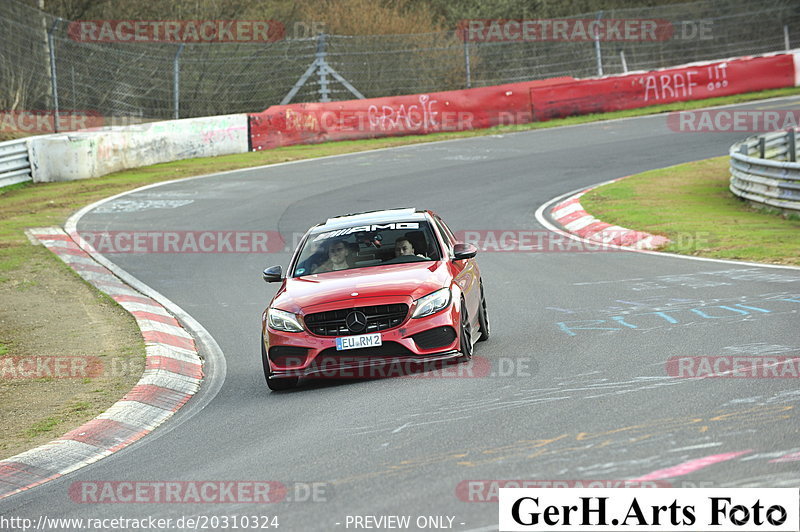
[313,239,351,273]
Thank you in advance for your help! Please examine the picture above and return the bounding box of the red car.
[261,208,490,390]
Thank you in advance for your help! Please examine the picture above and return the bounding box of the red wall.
[531,54,795,120]
[249,54,796,151]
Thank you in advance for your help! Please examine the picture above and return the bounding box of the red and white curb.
[0,227,203,500]
[550,183,670,250]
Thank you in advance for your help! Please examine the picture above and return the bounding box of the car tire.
[477,281,490,342]
[459,297,473,361]
[262,336,299,391]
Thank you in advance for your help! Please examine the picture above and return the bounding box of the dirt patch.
[0,248,144,460]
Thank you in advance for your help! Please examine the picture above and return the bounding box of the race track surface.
[2,97,799,531]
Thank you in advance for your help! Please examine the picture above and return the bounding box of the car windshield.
[292,220,441,277]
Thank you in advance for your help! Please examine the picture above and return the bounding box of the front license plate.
[336,333,382,351]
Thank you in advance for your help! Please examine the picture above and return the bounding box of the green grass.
[26,417,61,438]
[581,156,800,265]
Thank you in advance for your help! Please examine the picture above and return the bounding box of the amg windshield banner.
[499,488,799,531]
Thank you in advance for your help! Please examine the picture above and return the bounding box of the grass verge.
[1,86,798,459]
[580,156,800,265]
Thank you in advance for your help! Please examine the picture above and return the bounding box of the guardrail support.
[173,43,185,120]
[788,129,796,162]
[464,41,472,89]
[594,11,604,76]
[785,25,791,51]
[758,137,766,159]
[47,18,61,132]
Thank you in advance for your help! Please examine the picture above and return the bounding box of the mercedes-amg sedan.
[261,208,489,390]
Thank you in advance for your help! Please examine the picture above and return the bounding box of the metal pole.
[594,11,603,76]
[619,50,628,74]
[759,136,766,159]
[47,18,61,132]
[464,41,472,89]
[316,34,330,102]
[173,43,184,119]
[788,129,796,162]
[785,25,791,51]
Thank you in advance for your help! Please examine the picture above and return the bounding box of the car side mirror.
[453,243,478,261]
[262,265,283,283]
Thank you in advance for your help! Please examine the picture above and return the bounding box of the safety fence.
[0,0,798,122]
[2,51,799,187]
[730,129,800,213]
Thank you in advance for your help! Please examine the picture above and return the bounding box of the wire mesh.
[0,0,797,128]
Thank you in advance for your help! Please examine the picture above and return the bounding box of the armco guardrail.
[730,129,800,213]
[0,138,32,188]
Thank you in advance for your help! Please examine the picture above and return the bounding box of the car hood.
[271,261,451,314]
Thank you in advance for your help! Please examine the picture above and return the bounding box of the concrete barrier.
[249,51,800,151]
[28,114,248,183]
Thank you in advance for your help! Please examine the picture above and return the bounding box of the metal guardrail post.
[316,34,330,102]
[464,41,472,89]
[47,18,61,132]
[173,43,185,120]
[785,25,791,51]
[594,11,604,76]
[788,129,796,162]
[758,137,766,158]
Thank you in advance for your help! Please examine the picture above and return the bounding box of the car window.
[292,221,441,277]
[432,216,455,256]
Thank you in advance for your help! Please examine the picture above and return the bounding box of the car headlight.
[412,287,451,318]
[267,308,304,332]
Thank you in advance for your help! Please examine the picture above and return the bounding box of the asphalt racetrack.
[2,97,800,531]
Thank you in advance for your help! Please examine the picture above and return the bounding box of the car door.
[433,215,480,327]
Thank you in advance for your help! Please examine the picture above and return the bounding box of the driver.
[394,237,426,258]
[313,239,351,273]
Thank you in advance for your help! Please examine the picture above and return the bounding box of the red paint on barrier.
[249,78,573,150]
[531,55,794,121]
[248,53,797,150]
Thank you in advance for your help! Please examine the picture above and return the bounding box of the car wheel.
[459,297,473,361]
[262,336,299,391]
[477,281,490,342]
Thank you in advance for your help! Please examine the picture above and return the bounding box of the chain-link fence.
[0,0,798,128]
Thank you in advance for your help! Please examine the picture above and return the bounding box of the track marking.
[628,450,751,481]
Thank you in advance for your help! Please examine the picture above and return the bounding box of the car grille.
[411,326,457,350]
[304,304,409,336]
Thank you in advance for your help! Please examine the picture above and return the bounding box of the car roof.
[317,208,429,231]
